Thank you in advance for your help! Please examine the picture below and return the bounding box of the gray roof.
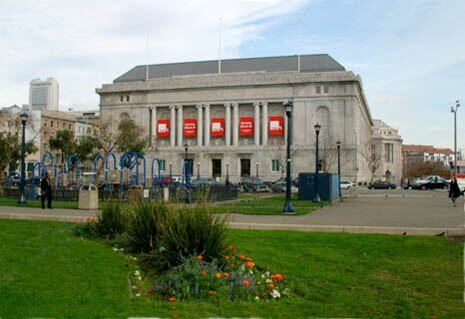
[114,54,345,83]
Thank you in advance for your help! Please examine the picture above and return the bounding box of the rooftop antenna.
[218,17,222,74]
[145,32,151,81]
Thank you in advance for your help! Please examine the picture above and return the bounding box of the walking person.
[41,172,52,209]
[448,177,461,207]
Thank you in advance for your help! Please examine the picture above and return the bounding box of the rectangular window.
[126,95,130,102]
[323,85,329,93]
[50,121,54,128]
[315,86,321,94]
[272,159,280,172]
[159,160,166,171]
[385,143,394,162]
[120,95,124,102]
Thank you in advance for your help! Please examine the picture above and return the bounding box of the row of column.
[154,102,275,147]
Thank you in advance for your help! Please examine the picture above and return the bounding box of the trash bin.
[128,185,144,204]
[349,186,359,198]
[79,183,99,210]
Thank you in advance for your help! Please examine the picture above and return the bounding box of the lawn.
[0,196,79,209]
[0,219,463,318]
[211,193,330,215]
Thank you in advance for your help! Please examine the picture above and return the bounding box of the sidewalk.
[0,195,464,236]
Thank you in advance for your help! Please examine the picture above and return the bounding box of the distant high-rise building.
[29,78,59,111]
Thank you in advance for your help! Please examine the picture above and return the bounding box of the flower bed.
[152,245,289,301]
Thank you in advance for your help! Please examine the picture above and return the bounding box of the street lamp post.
[336,140,342,199]
[184,144,190,203]
[313,123,321,203]
[256,162,260,178]
[451,100,460,178]
[169,162,172,179]
[197,162,200,180]
[226,161,230,184]
[18,111,28,204]
[282,101,294,214]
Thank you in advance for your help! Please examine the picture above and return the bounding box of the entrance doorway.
[240,159,251,177]
[212,159,222,178]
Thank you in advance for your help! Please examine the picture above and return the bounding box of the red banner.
[211,118,225,137]
[183,118,197,137]
[268,116,284,136]
[239,117,254,136]
[157,119,170,138]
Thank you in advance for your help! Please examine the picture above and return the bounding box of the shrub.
[95,201,127,238]
[126,202,171,253]
[71,217,98,238]
[162,203,228,267]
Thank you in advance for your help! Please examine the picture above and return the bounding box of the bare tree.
[267,144,299,178]
[319,138,337,173]
[359,141,383,184]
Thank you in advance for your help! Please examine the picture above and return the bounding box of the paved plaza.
[0,188,464,236]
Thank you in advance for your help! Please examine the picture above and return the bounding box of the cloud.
[0,0,306,108]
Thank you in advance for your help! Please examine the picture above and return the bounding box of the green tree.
[116,119,148,154]
[49,129,76,166]
[75,136,101,169]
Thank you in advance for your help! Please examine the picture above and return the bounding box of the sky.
[1,0,464,149]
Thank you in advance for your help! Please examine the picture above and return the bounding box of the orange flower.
[268,283,275,289]
[245,257,253,262]
[86,217,92,222]
[215,272,222,279]
[208,289,216,296]
[225,255,230,260]
[146,290,152,297]
[275,274,283,282]
[197,255,203,261]
[201,271,207,277]
[168,297,176,302]
[238,254,246,260]
[270,274,276,280]
[76,220,82,225]
[246,261,255,269]
[242,279,250,287]
[223,272,230,278]
[229,245,236,252]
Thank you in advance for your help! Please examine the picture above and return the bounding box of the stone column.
[261,102,268,146]
[254,102,260,146]
[225,103,231,146]
[177,105,183,146]
[151,106,157,139]
[196,104,203,146]
[169,105,176,146]
[232,103,239,146]
[204,104,210,147]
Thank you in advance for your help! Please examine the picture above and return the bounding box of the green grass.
[0,219,463,318]
[212,194,329,215]
[0,196,79,209]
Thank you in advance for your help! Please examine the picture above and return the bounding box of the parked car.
[238,177,271,193]
[340,180,356,190]
[270,178,298,193]
[411,177,448,190]
[368,180,397,189]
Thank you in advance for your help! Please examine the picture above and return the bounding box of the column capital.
[169,105,176,110]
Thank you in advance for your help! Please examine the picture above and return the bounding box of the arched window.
[315,106,330,143]
[120,112,130,121]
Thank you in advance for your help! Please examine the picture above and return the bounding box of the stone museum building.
[96,54,401,183]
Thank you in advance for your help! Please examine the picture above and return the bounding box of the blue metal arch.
[104,152,117,187]
[151,157,161,184]
[133,152,147,188]
[92,153,104,184]
[66,154,80,185]
[30,162,46,199]
[119,151,135,193]
[41,151,54,167]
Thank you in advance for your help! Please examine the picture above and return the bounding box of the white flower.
[132,285,137,289]
[266,279,272,284]
[136,293,141,297]
[134,270,140,276]
[137,276,142,281]
[249,270,253,275]
[255,296,260,300]
[119,248,124,251]
[265,271,270,277]
[261,274,265,279]
[112,247,118,252]
[270,289,281,299]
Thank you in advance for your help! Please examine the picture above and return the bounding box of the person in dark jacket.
[448,177,462,207]
[40,172,52,209]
